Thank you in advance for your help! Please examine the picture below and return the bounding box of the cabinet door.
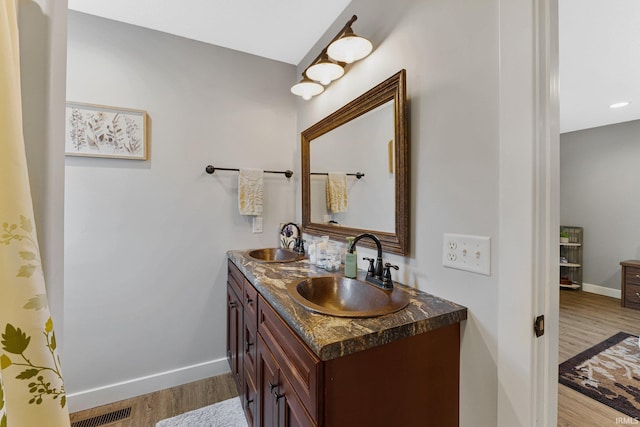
[226,283,243,390]
[258,336,315,427]
[242,372,258,427]
[244,313,258,382]
[244,281,259,383]
[277,372,315,427]
[258,336,279,427]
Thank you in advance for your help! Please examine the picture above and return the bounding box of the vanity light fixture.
[305,51,344,85]
[609,101,631,109]
[291,74,324,100]
[291,15,372,100]
[327,20,373,64]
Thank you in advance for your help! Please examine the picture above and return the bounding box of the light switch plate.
[252,216,263,233]
[442,233,491,275]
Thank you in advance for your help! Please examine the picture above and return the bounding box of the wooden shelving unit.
[560,225,583,290]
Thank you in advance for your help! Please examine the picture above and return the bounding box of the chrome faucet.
[281,222,305,255]
[348,233,395,289]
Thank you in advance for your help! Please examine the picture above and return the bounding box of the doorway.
[557,0,640,423]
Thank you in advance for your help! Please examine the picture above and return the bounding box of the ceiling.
[68,0,640,133]
[67,0,351,66]
[559,0,640,133]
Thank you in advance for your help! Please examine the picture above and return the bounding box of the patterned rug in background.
[559,332,640,419]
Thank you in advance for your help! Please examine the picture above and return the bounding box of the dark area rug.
[559,332,640,419]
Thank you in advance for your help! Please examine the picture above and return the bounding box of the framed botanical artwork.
[65,102,148,160]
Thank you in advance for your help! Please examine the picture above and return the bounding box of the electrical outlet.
[442,233,491,275]
[252,216,263,233]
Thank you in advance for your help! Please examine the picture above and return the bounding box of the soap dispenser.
[345,236,357,278]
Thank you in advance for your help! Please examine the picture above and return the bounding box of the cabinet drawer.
[624,283,640,309]
[258,296,321,423]
[228,260,244,298]
[626,267,640,287]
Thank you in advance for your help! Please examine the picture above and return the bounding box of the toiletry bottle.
[345,236,357,278]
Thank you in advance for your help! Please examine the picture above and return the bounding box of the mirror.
[302,69,408,255]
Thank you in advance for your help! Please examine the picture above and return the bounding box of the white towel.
[326,172,348,213]
[238,168,263,215]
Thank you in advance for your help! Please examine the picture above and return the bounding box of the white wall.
[297,1,500,425]
[561,119,640,291]
[64,12,297,411]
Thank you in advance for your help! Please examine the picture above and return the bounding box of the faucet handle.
[362,257,375,276]
[382,263,399,288]
[383,263,399,274]
[294,237,305,255]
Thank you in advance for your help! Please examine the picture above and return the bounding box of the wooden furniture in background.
[620,260,640,309]
[560,225,583,290]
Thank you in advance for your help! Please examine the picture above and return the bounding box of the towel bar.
[205,165,293,178]
[310,172,365,179]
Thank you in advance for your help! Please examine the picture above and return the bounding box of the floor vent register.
[71,406,132,427]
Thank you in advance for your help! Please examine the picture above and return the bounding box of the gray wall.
[298,1,500,425]
[560,119,640,290]
[65,11,297,411]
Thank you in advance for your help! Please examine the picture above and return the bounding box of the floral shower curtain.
[0,1,70,426]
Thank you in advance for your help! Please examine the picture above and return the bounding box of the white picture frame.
[65,102,148,160]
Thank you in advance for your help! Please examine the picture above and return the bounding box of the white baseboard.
[66,357,230,413]
[581,282,621,299]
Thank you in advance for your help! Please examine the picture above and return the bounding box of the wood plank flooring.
[558,290,640,426]
[70,290,639,426]
[69,373,238,427]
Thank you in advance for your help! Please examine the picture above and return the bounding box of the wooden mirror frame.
[302,69,409,255]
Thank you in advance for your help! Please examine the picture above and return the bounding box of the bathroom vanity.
[226,250,467,427]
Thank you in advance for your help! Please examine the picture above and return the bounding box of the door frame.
[497,0,559,425]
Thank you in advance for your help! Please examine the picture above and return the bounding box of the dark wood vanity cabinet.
[228,260,320,426]
[227,260,461,427]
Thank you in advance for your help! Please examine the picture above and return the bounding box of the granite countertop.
[227,250,467,361]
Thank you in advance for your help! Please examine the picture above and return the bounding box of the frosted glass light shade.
[291,77,324,100]
[327,31,372,64]
[306,55,344,86]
